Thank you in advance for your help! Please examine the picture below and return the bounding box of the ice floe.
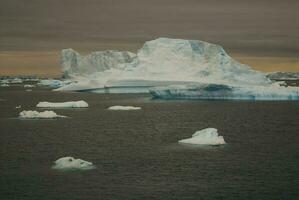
[108,105,141,110]
[52,157,96,171]
[36,100,88,108]
[19,110,65,119]
[38,79,72,88]
[24,84,35,88]
[178,128,226,145]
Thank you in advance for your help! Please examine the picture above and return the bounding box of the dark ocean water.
[0,84,299,200]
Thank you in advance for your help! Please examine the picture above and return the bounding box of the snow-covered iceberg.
[52,157,96,171]
[178,128,226,145]
[108,105,141,110]
[56,38,299,100]
[19,110,65,119]
[36,100,88,108]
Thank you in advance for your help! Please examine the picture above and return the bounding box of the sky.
[0,0,298,76]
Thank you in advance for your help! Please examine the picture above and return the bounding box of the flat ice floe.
[178,128,226,145]
[150,83,299,100]
[52,157,96,171]
[36,100,88,108]
[19,110,65,119]
[1,83,9,87]
[108,105,141,110]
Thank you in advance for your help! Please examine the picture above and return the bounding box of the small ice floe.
[16,105,21,109]
[25,89,32,92]
[24,84,35,88]
[178,128,226,145]
[1,83,9,87]
[38,79,72,88]
[19,110,65,119]
[10,78,23,84]
[52,157,96,171]
[36,100,88,108]
[108,105,141,110]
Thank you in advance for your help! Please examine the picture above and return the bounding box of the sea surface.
[0,83,299,200]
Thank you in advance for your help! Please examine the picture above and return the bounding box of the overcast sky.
[1,0,298,55]
[0,0,298,75]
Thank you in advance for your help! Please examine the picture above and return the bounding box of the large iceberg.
[56,38,299,100]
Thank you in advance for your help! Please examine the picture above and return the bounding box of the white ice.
[36,100,88,108]
[38,79,72,88]
[108,105,141,110]
[16,105,21,109]
[178,128,226,145]
[24,84,35,88]
[52,157,96,171]
[1,83,9,87]
[19,110,65,119]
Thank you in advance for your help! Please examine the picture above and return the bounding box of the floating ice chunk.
[25,89,32,92]
[178,128,226,145]
[24,84,35,88]
[108,105,141,110]
[52,157,96,171]
[1,83,9,87]
[16,105,21,109]
[36,100,88,108]
[19,110,65,119]
[38,79,72,88]
[10,78,23,84]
